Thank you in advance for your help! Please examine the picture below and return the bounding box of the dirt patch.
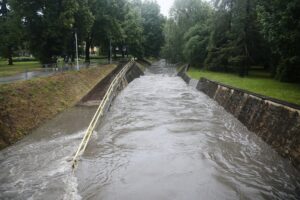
[0,64,117,149]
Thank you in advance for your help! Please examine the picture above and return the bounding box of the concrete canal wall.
[178,67,300,170]
[125,63,144,83]
[79,61,144,106]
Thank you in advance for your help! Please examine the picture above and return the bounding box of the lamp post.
[74,28,79,70]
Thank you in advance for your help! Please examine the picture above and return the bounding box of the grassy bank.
[0,61,42,77]
[188,68,300,105]
[0,64,116,149]
[0,58,109,77]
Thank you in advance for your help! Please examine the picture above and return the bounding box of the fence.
[71,59,134,170]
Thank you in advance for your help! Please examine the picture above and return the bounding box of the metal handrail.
[71,59,134,169]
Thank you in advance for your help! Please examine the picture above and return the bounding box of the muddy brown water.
[0,60,299,199]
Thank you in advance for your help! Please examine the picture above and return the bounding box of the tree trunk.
[85,37,91,63]
[113,47,117,59]
[8,56,13,65]
[108,48,110,62]
[122,48,125,58]
[8,47,13,65]
[242,0,251,76]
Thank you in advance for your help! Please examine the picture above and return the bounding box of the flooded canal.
[1,60,300,199]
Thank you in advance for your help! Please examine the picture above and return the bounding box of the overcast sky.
[156,0,211,17]
[156,0,174,17]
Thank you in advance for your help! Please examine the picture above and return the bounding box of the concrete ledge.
[178,72,300,170]
[79,62,125,105]
[199,78,300,110]
[125,63,144,83]
[177,65,191,84]
[79,62,144,106]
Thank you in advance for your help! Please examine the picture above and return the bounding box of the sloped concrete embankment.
[79,61,144,107]
[0,65,117,150]
[178,67,300,170]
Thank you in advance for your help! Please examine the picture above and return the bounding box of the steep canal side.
[0,61,144,199]
[0,64,117,149]
[77,60,300,200]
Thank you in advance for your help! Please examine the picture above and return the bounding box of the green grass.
[0,61,42,77]
[0,57,110,77]
[188,68,300,105]
[91,58,110,65]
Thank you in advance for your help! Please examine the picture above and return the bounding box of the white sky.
[156,0,211,17]
[156,0,174,17]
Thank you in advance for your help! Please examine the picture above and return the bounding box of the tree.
[0,0,22,65]
[257,0,300,82]
[140,0,165,58]
[123,7,144,58]
[205,0,269,76]
[161,19,182,63]
[63,0,94,62]
[162,0,212,64]
[183,24,210,67]
[85,0,127,62]
[10,0,78,64]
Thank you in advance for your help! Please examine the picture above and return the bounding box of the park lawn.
[90,58,110,65]
[0,56,116,78]
[0,61,42,77]
[188,68,300,105]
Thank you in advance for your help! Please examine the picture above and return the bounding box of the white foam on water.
[63,170,82,200]
[189,79,199,88]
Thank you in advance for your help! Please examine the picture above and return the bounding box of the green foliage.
[83,0,164,61]
[140,0,165,57]
[257,0,300,82]
[0,0,22,65]
[5,0,299,83]
[10,0,78,64]
[123,7,144,58]
[205,0,268,77]
[2,0,165,65]
[163,0,299,82]
[183,24,210,66]
[161,19,182,63]
[162,0,212,64]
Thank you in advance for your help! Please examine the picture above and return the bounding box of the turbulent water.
[1,60,300,199]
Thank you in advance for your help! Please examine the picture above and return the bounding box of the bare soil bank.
[0,64,117,149]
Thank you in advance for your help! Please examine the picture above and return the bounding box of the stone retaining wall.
[178,67,300,170]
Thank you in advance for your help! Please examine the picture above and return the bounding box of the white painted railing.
[71,59,134,169]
